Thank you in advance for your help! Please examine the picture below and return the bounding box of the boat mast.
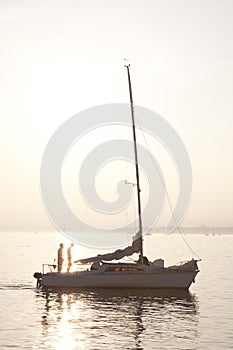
[125,64,143,259]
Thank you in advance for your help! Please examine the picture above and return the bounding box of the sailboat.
[35,65,199,289]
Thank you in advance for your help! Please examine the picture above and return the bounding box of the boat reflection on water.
[35,289,199,350]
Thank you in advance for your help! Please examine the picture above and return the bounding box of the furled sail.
[75,231,142,264]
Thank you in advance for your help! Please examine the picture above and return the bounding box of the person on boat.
[57,243,64,273]
[67,242,74,272]
[91,262,100,270]
[137,254,150,266]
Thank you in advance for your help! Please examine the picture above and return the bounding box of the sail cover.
[75,231,142,264]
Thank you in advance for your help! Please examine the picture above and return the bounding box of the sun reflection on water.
[39,292,88,350]
[53,295,77,350]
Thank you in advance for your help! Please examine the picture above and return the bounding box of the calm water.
[0,232,233,349]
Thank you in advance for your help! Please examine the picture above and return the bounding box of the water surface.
[0,232,233,349]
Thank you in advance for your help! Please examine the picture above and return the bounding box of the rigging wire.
[135,116,201,261]
[78,181,95,233]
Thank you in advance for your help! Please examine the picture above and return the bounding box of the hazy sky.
[1,0,233,231]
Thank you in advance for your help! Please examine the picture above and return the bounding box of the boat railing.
[42,263,57,274]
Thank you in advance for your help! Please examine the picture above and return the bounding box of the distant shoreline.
[1,227,233,234]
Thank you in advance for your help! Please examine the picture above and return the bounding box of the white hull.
[41,263,199,290]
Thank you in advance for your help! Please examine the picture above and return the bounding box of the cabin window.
[106,266,142,272]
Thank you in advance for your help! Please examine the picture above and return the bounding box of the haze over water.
[0,232,233,350]
[1,0,233,233]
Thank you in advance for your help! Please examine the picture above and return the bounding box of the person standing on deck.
[67,243,74,272]
[57,243,64,273]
